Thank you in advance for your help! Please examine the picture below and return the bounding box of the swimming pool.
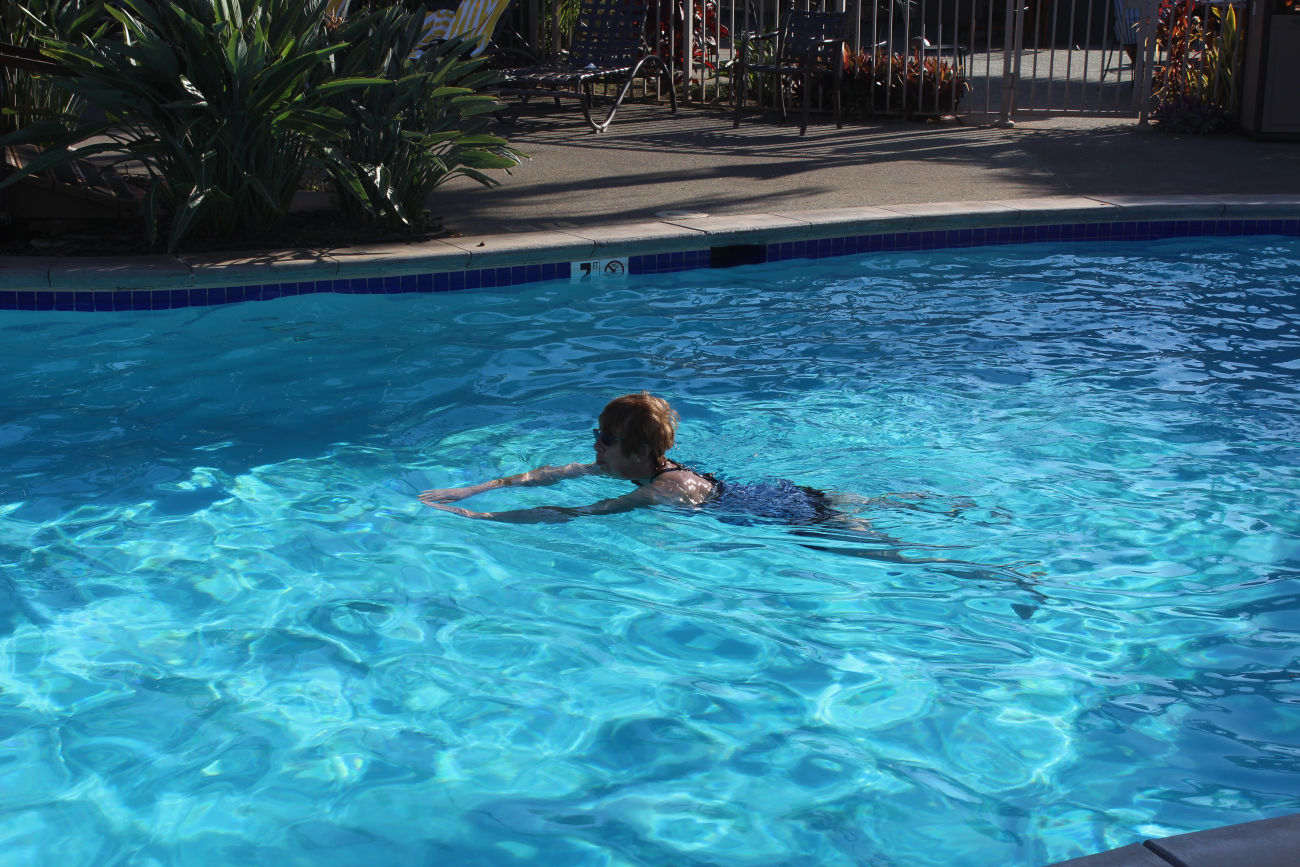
[2,234,1297,865]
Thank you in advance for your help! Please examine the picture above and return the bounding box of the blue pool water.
[2,236,1298,866]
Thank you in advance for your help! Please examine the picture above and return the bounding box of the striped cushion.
[1112,0,1144,45]
[421,0,513,55]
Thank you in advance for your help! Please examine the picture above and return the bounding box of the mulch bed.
[0,209,453,258]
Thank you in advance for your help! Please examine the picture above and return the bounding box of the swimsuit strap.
[652,460,691,478]
[633,460,721,492]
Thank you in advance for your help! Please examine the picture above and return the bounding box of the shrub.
[1151,0,1242,133]
[322,5,522,232]
[0,0,107,136]
[651,0,728,74]
[1,0,378,250]
[0,0,520,249]
[846,48,969,118]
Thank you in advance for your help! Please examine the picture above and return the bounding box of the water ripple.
[0,237,1297,865]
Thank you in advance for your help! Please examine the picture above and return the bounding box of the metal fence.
[510,0,1248,124]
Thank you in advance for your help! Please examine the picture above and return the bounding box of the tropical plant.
[534,0,583,58]
[0,0,384,250]
[321,5,522,231]
[720,31,776,101]
[846,49,905,114]
[1151,0,1242,133]
[1,0,521,249]
[0,0,107,135]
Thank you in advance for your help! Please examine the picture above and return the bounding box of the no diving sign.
[571,257,628,283]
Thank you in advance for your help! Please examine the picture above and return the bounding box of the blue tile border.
[3,215,1299,313]
[759,218,1299,264]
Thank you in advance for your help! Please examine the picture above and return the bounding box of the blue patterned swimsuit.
[646,461,836,525]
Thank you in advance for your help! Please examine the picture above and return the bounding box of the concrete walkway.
[429,105,1300,237]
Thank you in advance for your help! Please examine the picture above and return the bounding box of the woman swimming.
[420,392,1044,616]
[419,392,717,523]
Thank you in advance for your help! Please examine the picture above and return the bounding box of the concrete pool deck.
[4,189,1299,306]
[428,109,1300,238]
[1050,813,1300,867]
[5,109,1300,299]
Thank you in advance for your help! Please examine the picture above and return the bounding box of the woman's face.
[594,427,649,479]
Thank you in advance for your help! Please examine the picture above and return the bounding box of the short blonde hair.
[598,392,679,464]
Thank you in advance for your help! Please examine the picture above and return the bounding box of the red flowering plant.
[650,0,729,73]
[844,47,969,117]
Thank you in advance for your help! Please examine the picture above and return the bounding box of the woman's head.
[597,392,679,466]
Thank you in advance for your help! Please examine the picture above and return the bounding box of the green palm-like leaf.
[2,0,523,247]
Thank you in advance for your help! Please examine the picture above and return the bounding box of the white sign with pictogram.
[571,257,628,283]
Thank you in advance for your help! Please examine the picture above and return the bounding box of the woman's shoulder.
[652,462,719,505]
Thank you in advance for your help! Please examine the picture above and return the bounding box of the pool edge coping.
[3,193,1300,299]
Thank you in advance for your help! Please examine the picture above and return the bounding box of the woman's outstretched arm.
[419,462,596,506]
[427,485,669,524]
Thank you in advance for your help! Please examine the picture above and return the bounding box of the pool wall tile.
[0,256,56,290]
[568,222,707,258]
[50,255,192,292]
[769,206,913,240]
[631,252,662,273]
[659,213,813,246]
[327,241,471,278]
[441,230,595,267]
[881,200,1020,228]
[178,251,338,289]
[5,196,1300,311]
[1095,195,1230,220]
[996,196,1120,222]
[1216,193,1300,218]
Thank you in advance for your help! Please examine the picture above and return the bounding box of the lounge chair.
[1108,0,1144,67]
[420,0,516,57]
[496,0,676,133]
[732,3,849,135]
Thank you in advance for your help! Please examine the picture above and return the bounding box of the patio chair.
[732,3,848,135]
[1107,0,1144,68]
[496,0,676,133]
[419,0,516,57]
